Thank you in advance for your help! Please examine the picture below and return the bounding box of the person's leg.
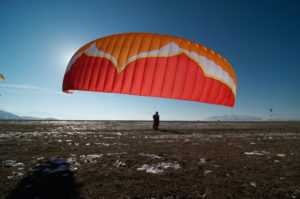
[155,123,158,130]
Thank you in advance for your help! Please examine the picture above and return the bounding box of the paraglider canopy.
[62,33,237,107]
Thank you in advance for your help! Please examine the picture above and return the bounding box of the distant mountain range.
[0,110,274,121]
[206,114,263,121]
[0,110,57,120]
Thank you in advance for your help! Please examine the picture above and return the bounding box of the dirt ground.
[0,120,299,199]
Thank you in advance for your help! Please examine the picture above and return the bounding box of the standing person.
[153,112,160,130]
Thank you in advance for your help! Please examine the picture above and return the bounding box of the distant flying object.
[62,33,237,107]
[269,108,273,112]
[0,73,4,96]
[0,73,4,82]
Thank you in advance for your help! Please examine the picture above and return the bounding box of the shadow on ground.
[6,158,81,199]
[159,129,184,134]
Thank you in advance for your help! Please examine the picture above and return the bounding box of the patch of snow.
[7,171,23,179]
[161,163,180,169]
[106,152,127,156]
[3,160,17,166]
[204,170,213,175]
[212,135,223,139]
[145,165,164,174]
[80,154,103,164]
[114,160,126,167]
[103,137,114,139]
[250,182,256,187]
[137,164,150,171]
[139,153,161,159]
[2,160,24,167]
[71,167,78,171]
[277,154,286,157]
[37,157,44,161]
[113,132,122,136]
[244,151,269,156]
[86,154,103,159]
[29,157,79,174]
[95,142,110,146]
[137,162,180,174]
[12,162,24,167]
[200,158,211,163]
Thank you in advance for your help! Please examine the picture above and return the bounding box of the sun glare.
[64,51,75,66]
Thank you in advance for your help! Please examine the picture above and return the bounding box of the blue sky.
[0,0,299,120]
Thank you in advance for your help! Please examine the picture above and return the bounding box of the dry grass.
[0,121,300,198]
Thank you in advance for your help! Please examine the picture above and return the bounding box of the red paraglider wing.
[63,33,237,107]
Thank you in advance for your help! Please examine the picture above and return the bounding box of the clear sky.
[0,0,299,120]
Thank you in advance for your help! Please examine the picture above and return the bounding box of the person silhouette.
[153,112,160,130]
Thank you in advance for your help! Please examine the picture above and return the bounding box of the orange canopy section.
[63,33,237,107]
